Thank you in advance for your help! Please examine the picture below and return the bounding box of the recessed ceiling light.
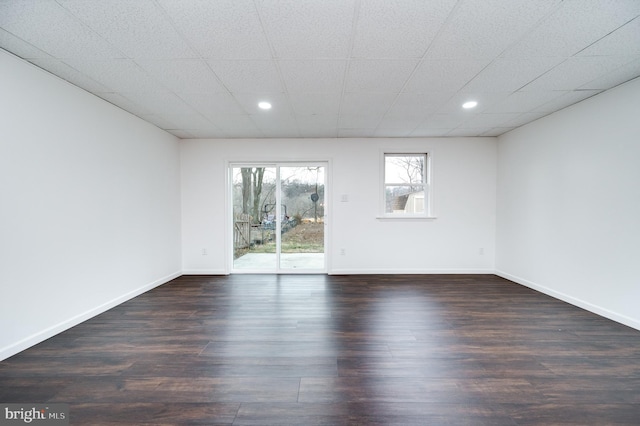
[258,101,272,110]
[462,101,478,109]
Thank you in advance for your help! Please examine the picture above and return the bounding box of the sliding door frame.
[226,160,331,274]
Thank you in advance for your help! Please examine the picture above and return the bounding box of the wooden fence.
[234,214,251,250]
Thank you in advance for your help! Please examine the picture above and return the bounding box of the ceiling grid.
[0,0,638,139]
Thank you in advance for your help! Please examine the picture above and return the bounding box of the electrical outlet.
[202,249,208,256]
[340,248,346,256]
[478,248,484,255]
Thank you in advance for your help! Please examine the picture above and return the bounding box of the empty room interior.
[1,1,639,424]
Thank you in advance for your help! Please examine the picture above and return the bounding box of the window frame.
[379,152,435,220]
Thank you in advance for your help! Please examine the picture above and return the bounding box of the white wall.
[0,50,182,360]
[181,137,497,274]
[496,77,640,330]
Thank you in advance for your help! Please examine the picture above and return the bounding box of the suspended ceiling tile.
[207,60,283,93]
[459,113,522,129]
[375,116,424,135]
[259,127,300,138]
[338,114,383,129]
[29,58,110,93]
[416,113,470,130]
[427,0,562,59]
[502,112,550,128]
[482,90,567,114]
[59,0,196,59]
[338,128,376,138]
[135,59,226,94]
[64,58,165,92]
[0,29,51,59]
[180,92,246,117]
[2,1,640,139]
[186,128,230,139]
[157,113,214,130]
[295,114,339,129]
[462,57,566,93]
[207,114,260,134]
[296,115,339,138]
[481,127,516,137]
[122,91,196,116]
[0,0,123,59]
[385,92,452,119]
[404,59,490,93]
[409,128,453,137]
[158,0,271,59]
[296,129,339,138]
[220,128,265,139]
[352,0,457,58]
[278,60,347,94]
[521,56,636,92]
[340,93,398,116]
[533,90,602,113]
[289,93,341,116]
[345,59,418,93]
[446,128,494,137]
[439,91,510,114]
[251,109,298,128]
[256,0,357,59]
[233,92,292,116]
[579,58,640,90]
[504,0,640,58]
[578,17,640,57]
[374,127,415,137]
[250,111,298,130]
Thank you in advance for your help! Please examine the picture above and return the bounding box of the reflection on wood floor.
[1,274,639,425]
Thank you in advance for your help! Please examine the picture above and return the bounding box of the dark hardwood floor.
[1,274,639,425]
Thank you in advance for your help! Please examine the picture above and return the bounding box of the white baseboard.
[181,269,228,275]
[496,270,640,331]
[328,268,496,275]
[181,268,494,276]
[0,271,182,361]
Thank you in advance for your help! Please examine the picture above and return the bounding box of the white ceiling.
[1,0,639,139]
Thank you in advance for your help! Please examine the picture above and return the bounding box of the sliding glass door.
[230,163,326,273]
[231,165,277,271]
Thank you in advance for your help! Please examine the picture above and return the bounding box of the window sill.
[376,215,437,221]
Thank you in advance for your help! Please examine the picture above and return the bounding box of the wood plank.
[1,274,639,424]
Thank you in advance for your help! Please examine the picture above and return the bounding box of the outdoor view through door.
[231,164,326,272]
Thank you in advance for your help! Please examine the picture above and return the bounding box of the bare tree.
[251,168,265,224]
[239,167,266,224]
[240,168,252,214]
[390,155,424,188]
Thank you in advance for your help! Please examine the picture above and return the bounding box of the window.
[382,153,430,217]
